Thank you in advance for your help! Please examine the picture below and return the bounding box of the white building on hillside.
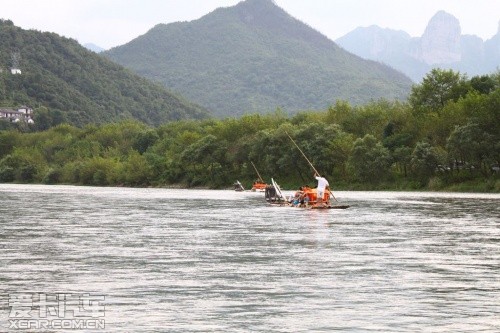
[0,106,34,123]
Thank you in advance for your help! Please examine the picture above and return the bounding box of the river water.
[0,184,498,332]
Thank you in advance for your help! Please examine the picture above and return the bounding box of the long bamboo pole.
[285,132,320,175]
[250,161,264,183]
[285,131,338,202]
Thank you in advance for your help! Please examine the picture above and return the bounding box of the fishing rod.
[285,131,338,202]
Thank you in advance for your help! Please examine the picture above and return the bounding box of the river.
[0,184,498,332]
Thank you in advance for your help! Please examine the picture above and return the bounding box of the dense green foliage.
[1,69,498,192]
[104,0,413,117]
[0,19,208,127]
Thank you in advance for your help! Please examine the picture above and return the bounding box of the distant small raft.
[251,181,267,192]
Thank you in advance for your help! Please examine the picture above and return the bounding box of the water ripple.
[0,185,499,332]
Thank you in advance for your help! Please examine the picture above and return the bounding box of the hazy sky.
[2,0,499,49]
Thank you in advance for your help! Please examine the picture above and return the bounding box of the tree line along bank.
[0,69,499,192]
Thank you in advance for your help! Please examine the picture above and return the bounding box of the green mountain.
[104,0,413,117]
[0,19,208,127]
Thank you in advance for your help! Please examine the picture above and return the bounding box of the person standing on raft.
[314,173,330,203]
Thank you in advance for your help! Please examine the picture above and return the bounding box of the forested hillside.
[105,0,413,117]
[0,19,208,128]
[1,69,498,192]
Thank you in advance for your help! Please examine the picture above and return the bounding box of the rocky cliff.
[417,11,462,64]
[337,11,499,82]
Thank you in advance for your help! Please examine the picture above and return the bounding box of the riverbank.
[1,176,499,193]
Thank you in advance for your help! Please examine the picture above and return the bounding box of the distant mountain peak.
[419,10,461,64]
[336,25,411,60]
[431,10,456,19]
[336,10,497,82]
[231,0,334,50]
[424,10,461,36]
[105,0,412,117]
[233,0,294,28]
[83,43,105,53]
[234,0,285,20]
[239,0,277,6]
[238,0,277,7]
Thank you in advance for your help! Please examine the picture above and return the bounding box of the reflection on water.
[0,185,499,332]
